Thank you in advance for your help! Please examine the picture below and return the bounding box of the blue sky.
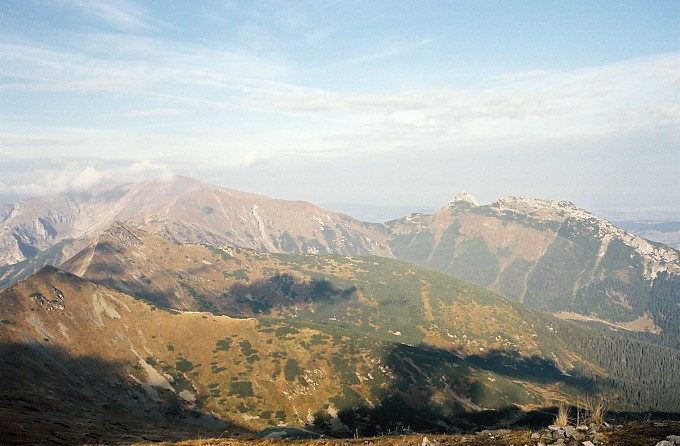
[1,1,679,217]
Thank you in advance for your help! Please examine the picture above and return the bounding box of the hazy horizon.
[2,1,679,214]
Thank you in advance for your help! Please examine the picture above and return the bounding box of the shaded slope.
[0,267,236,444]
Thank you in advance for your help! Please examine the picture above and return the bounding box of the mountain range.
[1,175,679,443]
[3,176,679,343]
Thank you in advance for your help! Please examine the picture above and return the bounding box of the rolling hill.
[63,223,680,413]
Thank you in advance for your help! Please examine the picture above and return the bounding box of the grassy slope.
[63,227,680,414]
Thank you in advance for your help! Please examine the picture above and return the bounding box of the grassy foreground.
[134,420,680,446]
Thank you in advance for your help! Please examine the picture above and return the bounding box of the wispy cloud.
[55,0,158,32]
[0,33,290,94]
[238,52,680,148]
[116,108,188,118]
[330,36,434,69]
[2,1,679,187]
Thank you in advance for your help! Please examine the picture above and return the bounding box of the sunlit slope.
[0,266,570,441]
[62,223,680,414]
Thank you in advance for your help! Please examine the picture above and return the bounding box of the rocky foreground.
[136,421,680,446]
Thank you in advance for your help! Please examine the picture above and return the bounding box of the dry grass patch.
[553,402,570,427]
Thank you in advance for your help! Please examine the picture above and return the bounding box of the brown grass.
[554,402,570,427]
[583,397,607,425]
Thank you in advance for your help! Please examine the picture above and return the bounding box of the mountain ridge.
[2,176,680,344]
[0,176,389,268]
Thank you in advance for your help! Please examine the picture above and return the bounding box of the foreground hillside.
[1,265,558,442]
[139,420,680,446]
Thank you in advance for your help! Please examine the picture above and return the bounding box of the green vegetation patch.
[215,338,232,352]
[176,357,195,373]
[239,340,258,356]
[284,358,302,382]
[229,381,254,397]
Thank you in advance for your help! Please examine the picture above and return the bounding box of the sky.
[1,1,680,218]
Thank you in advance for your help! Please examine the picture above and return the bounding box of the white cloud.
[0,33,290,94]
[10,165,102,196]
[4,160,175,199]
[238,52,680,152]
[649,103,680,125]
[128,161,174,181]
[71,166,106,190]
[243,152,269,167]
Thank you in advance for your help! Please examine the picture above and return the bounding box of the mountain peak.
[446,192,479,208]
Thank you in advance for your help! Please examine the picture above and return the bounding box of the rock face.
[0,176,389,268]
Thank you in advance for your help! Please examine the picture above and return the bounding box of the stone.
[667,435,680,443]
[582,442,596,446]
[572,432,586,442]
[531,432,541,439]
[655,441,673,446]
[553,429,566,439]
[564,425,578,438]
[421,436,430,446]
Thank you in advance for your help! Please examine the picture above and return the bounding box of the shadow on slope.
[217,273,356,316]
[0,341,249,445]
[466,348,595,389]
[326,343,598,437]
[0,238,87,291]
